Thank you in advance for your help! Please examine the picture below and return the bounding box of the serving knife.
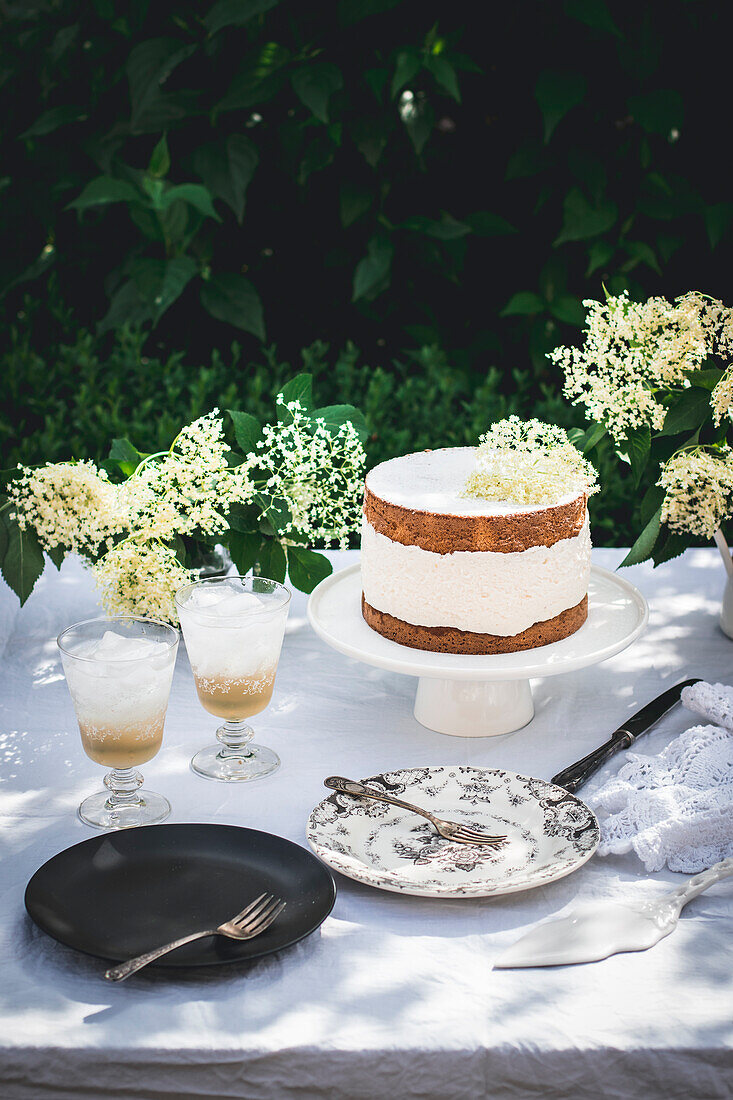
[551,678,701,794]
[493,857,733,968]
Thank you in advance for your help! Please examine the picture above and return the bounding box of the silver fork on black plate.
[324,776,507,849]
[105,892,286,982]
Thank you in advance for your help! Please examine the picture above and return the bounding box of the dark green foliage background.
[2,0,730,545]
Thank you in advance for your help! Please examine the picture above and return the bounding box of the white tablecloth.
[1,549,732,1100]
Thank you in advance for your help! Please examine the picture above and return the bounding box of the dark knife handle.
[551,678,701,794]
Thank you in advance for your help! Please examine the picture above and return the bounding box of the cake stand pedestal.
[307,563,648,737]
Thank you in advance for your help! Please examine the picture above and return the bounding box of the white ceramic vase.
[720,575,733,640]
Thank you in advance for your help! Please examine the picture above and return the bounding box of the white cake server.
[494,857,733,968]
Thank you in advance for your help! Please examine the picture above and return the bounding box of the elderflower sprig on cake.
[464,417,599,505]
[549,290,733,572]
[0,373,367,620]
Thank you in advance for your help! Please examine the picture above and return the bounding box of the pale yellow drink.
[58,618,179,829]
[176,577,291,782]
[193,671,276,721]
[78,712,166,768]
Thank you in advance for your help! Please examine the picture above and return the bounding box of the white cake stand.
[307,563,648,737]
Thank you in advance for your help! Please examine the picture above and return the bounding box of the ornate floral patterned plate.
[306,766,599,898]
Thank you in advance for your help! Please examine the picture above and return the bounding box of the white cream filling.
[361,518,591,636]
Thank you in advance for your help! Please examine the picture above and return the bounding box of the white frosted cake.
[361,447,591,654]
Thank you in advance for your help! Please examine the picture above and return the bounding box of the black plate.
[25,824,336,968]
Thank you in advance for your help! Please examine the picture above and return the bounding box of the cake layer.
[365,448,586,553]
[362,594,588,655]
[361,517,591,636]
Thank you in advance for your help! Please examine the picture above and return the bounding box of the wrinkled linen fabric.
[1,548,733,1100]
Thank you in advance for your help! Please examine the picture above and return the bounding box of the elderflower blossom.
[124,411,255,542]
[464,416,599,504]
[9,461,128,556]
[94,539,193,622]
[550,292,733,443]
[659,449,733,540]
[254,398,366,549]
[711,368,733,426]
[6,399,365,621]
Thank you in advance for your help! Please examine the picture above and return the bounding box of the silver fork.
[324,776,507,849]
[104,893,286,982]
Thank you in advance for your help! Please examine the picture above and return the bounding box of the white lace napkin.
[586,681,733,873]
[680,680,733,731]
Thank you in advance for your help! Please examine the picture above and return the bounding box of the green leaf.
[569,422,607,453]
[628,89,683,135]
[549,294,585,326]
[256,492,291,535]
[160,184,221,221]
[227,531,262,574]
[47,544,66,570]
[425,55,461,102]
[653,530,689,567]
[564,0,621,36]
[108,437,148,476]
[298,130,336,184]
[0,514,45,606]
[67,176,142,211]
[351,115,389,167]
[148,134,170,179]
[352,236,393,301]
[402,214,470,240]
[704,203,733,250]
[659,388,711,436]
[365,67,389,100]
[339,182,372,227]
[21,105,87,139]
[464,211,516,236]
[637,172,676,221]
[194,136,258,224]
[287,545,332,593]
[216,45,290,113]
[623,424,651,488]
[280,374,313,410]
[535,70,586,142]
[126,39,197,132]
[256,537,287,582]
[228,410,263,453]
[500,291,544,316]
[402,97,434,155]
[685,367,724,393]
[555,187,617,244]
[292,63,344,124]
[226,502,259,532]
[200,273,265,339]
[98,279,154,332]
[620,505,662,567]
[622,240,661,275]
[49,23,80,63]
[391,50,421,99]
[586,239,614,276]
[506,141,547,180]
[311,404,368,442]
[640,484,664,527]
[204,0,278,35]
[0,244,56,301]
[128,257,198,324]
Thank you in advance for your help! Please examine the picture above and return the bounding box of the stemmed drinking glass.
[58,617,179,829]
[175,575,290,782]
